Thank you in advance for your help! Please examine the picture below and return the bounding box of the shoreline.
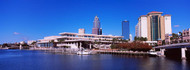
[0,48,152,56]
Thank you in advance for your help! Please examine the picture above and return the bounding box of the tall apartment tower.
[135,11,172,41]
[122,20,130,40]
[92,16,102,35]
[164,15,172,34]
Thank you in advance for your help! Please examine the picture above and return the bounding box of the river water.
[0,50,190,70]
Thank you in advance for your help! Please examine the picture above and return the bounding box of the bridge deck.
[154,43,190,49]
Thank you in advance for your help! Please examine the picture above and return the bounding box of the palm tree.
[134,36,137,41]
[144,37,147,41]
[179,32,182,36]
[178,32,183,42]
[170,33,179,43]
[162,40,165,45]
[134,36,147,41]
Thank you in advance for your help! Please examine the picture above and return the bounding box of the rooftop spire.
[93,16,100,28]
[92,16,101,35]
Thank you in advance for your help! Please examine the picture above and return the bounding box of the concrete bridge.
[154,43,190,60]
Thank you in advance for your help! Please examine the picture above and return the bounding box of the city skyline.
[0,0,190,44]
[1,0,190,70]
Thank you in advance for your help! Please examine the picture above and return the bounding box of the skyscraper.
[122,20,130,40]
[99,28,102,35]
[92,16,102,35]
[135,11,172,41]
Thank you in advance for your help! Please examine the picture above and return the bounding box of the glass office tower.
[122,20,130,40]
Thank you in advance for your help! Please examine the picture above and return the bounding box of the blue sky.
[0,0,189,44]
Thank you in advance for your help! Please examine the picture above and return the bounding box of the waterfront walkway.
[29,48,149,56]
[98,50,149,56]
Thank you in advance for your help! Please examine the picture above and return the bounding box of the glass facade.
[151,15,159,41]
[122,21,130,40]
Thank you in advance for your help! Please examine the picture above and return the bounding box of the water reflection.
[0,50,190,70]
[182,59,187,70]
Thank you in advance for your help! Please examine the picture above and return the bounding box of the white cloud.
[174,25,180,27]
[13,32,20,35]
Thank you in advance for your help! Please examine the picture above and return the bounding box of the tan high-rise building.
[135,11,172,41]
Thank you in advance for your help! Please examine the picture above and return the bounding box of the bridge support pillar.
[181,48,187,60]
[160,49,165,57]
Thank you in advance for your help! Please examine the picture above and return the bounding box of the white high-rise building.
[164,15,172,34]
[135,22,141,37]
[136,15,148,38]
[135,11,172,41]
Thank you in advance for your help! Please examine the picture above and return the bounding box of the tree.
[170,37,174,41]
[110,44,118,49]
[112,38,117,44]
[31,41,37,45]
[121,39,128,43]
[111,42,152,52]
[134,36,137,41]
[162,40,165,45]
[144,37,147,41]
[172,33,179,39]
[170,33,179,43]
[2,43,9,48]
[134,36,147,41]
[31,41,37,48]
[179,32,182,36]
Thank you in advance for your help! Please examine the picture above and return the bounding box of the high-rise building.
[164,15,172,34]
[135,24,139,37]
[122,20,130,40]
[99,28,102,35]
[129,34,132,41]
[136,15,147,38]
[135,11,172,41]
[78,28,85,34]
[92,16,102,35]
